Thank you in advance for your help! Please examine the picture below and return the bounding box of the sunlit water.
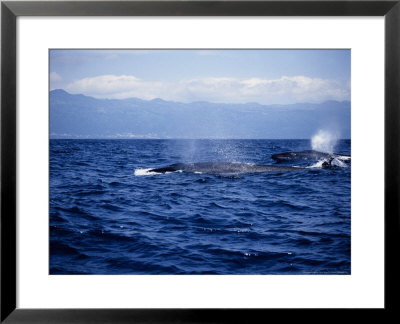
[50,139,351,274]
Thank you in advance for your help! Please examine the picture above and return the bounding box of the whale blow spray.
[311,130,339,153]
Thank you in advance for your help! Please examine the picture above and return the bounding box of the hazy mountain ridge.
[50,89,351,139]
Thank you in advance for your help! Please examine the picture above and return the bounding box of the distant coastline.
[50,89,351,140]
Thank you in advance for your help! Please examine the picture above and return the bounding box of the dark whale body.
[149,162,302,174]
[271,150,350,163]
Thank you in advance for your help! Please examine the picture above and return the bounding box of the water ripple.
[50,139,351,274]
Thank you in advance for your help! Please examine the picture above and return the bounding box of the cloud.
[66,75,166,100]
[50,72,63,82]
[65,74,350,104]
[50,72,64,90]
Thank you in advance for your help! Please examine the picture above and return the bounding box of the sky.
[50,49,350,105]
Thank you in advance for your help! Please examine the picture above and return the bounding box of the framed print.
[1,0,399,322]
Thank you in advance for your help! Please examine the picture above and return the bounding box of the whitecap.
[306,160,327,168]
[336,155,351,161]
[134,168,158,176]
[306,158,347,169]
[331,158,347,168]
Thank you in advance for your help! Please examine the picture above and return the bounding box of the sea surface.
[50,139,351,274]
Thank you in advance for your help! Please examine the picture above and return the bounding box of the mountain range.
[50,89,350,139]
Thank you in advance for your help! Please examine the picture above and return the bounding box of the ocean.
[50,139,351,275]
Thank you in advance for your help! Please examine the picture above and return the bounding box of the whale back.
[271,150,350,162]
[150,162,301,174]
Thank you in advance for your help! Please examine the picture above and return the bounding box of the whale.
[148,162,304,175]
[271,150,350,163]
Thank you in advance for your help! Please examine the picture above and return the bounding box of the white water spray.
[134,168,156,176]
[311,130,339,153]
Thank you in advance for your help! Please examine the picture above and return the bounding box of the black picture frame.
[1,0,399,322]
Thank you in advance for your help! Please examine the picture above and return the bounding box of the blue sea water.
[50,139,351,275]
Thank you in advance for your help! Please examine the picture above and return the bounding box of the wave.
[50,139,351,275]
[134,168,183,176]
[306,157,348,169]
[134,168,158,176]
